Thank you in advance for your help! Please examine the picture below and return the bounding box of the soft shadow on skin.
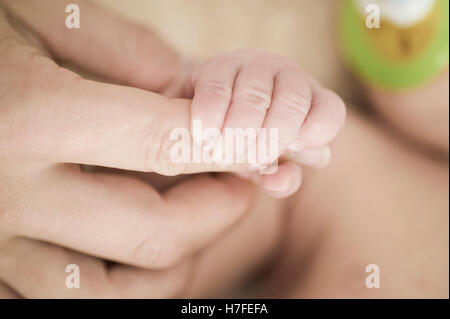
[0,281,22,298]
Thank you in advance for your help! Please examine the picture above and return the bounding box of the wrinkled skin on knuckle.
[0,45,80,155]
[5,43,80,94]
[280,89,311,118]
[0,173,40,238]
[137,122,185,175]
[116,24,178,91]
[131,222,183,269]
[198,80,232,99]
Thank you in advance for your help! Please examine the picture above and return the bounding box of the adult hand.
[0,0,253,298]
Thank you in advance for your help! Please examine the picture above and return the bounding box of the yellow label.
[364,2,440,61]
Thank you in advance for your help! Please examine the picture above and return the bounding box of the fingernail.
[266,177,297,198]
[294,146,331,168]
[287,140,305,152]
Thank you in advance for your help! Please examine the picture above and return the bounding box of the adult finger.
[6,167,252,269]
[0,0,180,91]
[0,281,21,298]
[0,237,191,298]
[1,44,258,174]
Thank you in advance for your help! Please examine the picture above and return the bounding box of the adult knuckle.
[156,130,185,176]
[135,121,177,174]
[2,45,78,97]
[131,225,182,268]
[0,46,80,157]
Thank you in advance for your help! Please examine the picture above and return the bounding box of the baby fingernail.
[266,177,298,198]
[287,140,304,152]
[319,146,332,168]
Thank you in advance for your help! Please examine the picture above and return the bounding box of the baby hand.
[189,49,346,197]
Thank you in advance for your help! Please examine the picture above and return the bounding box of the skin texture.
[101,0,450,298]
[0,0,448,298]
[0,0,345,297]
[188,49,345,196]
[0,0,258,298]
